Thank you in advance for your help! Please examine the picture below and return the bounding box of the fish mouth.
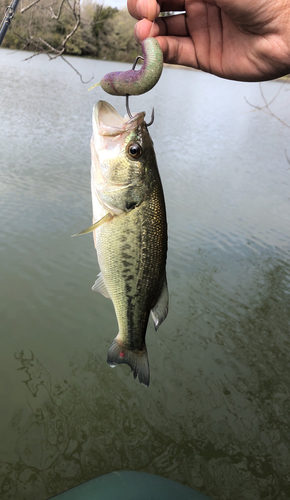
[93,101,145,137]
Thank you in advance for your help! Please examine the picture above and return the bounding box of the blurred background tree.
[0,0,140,62]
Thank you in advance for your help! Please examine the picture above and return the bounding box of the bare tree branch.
[47,0,81,57]
[60,0,80,50]
[245,82,290,129]
[60,55,93,84]
[259,82,284,108]
[18,0,81,59]
[21,0,41,14]
[48,0,65,20]
[3,0,137,81]
[23,36,59,56]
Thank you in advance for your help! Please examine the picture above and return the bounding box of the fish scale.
[89,101,168,386]
[95,185,166,348]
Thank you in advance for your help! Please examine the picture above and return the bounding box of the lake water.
[1,48,290,500]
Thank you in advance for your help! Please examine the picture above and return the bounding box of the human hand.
[127,0,290,81]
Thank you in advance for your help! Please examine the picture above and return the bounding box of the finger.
[127,0,191,21]
[158,0,218,9]
[158,0,185,11]
[134,15,188,42]
[133,22,198,67]
[159,36,198,67]
[127,0,160,21]
[157,14,189,36]
[134,19,160,42]
[157,0,218,10]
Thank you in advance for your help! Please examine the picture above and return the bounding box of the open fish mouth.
[93,101,146,137]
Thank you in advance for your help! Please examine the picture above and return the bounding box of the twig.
[49,0,65,20]
[48,0,80,57]
[60,55,93,84]
[259,82,284,108]
[61,8,80,50]
[21,0,41,14]
[245,82,290,128]
[10,0,89,82]
[22,36,60,57]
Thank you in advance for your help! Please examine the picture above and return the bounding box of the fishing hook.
[132,55,144,71]
[125,55,155,127]
[126,94,133,120]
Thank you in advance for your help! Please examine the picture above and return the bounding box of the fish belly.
[93,186,167,385]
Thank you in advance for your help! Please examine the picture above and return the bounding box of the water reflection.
[1,49,290,500]
[2,250,290,500]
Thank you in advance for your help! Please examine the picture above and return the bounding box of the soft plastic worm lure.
[90,38,163,97]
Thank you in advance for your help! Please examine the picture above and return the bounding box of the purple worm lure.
[97,38,163,96]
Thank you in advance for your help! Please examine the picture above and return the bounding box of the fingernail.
[136,0,145,19]
[136,0,159,21]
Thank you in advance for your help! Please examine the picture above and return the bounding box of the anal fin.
[92,272,111,299]
[151,276,169,331]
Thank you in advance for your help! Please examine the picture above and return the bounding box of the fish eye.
[128,143,142,159]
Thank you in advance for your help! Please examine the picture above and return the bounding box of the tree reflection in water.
[1,261,290,500]
[1,350,129,500]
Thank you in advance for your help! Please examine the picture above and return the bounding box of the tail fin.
[107,337,150,387]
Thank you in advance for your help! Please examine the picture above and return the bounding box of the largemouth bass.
[87,100,168,387]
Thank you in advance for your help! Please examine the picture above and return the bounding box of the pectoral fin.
[151,277,169,331]
[71,213,113,237]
